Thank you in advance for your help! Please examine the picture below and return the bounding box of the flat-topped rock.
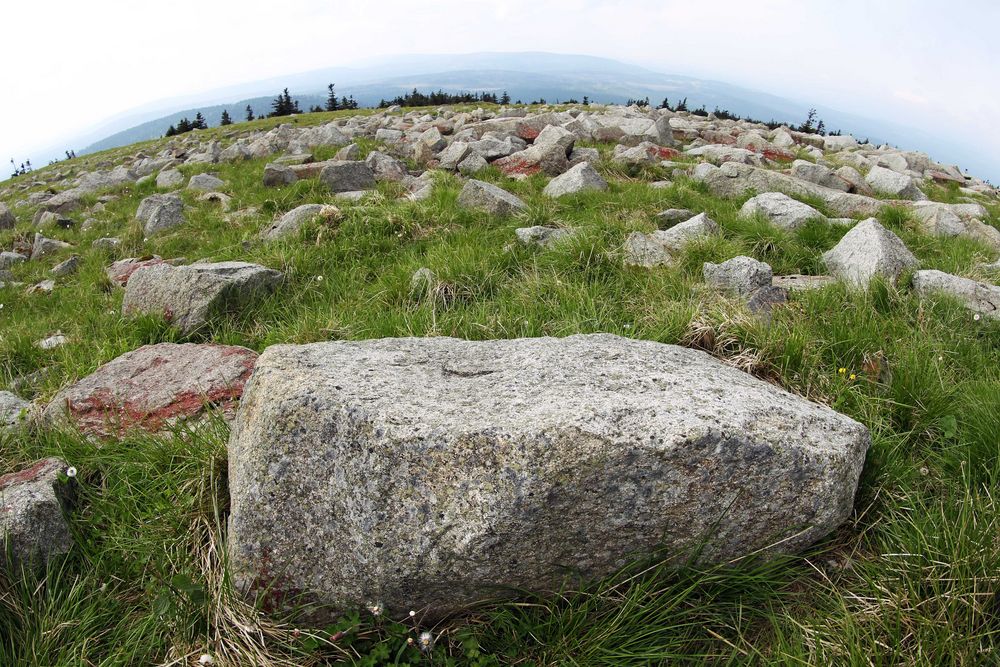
[739,192,824,230]
[228,334,869,621]
[42,343,258,437]
[136,193,185,236]
[122,261,282,334]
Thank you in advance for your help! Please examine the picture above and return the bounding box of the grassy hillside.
[1,106,999,665]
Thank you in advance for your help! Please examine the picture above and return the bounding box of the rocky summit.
[1,97,998,662]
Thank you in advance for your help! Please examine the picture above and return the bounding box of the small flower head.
[65,466,77,478]
[408,610,416,618]
[973,313,981,321]
[198,655,214,666]
[316,275,323,282]
[368,603,383,616]
[838,367,846,375]
[418,631,434,652]
[849,373,856,381]
[407,637,415,646]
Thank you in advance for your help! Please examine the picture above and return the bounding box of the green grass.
[2,107,1000,665]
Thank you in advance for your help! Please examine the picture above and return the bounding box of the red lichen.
[0,459,59,489]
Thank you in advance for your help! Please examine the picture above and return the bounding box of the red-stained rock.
[41,343,258,437]
[107,256,167,286]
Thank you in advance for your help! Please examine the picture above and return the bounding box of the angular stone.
[791,160,850,192]
[107,256,167,286]
[457,179,526,215]
[365,151,407,182]
[542,162,608,198]
[624,213,720,267]
[703,256,773,296]
[261,204,340,241]
[51,255,81,277]
[227,334,869,621]
[263,163,298,187]
[821,219,919,287]
[912,270,1000,320]
[42,343,258,437]
[772,274,838,291]
[122,261,282,334]
[0,458,74,566]
[0,391,30,431]
[515,226,574,248]
[656,209,695,225]
[739,192,824,230]
[318,162,376,193]
[30,233,72,261]
[457,153,488,175]
[187,173,225,192]
[0,251,27,270]
[135,194,185,236]
[0,202,15,229]
[437,142,471,171]
[865,166,926,201]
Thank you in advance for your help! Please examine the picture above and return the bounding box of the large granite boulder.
[228,335,869,621]
[42,343,257,437]
[542,162,608,198]
[319,161,376,193]
[739,192,824,230]
[865,165,926,201]
[122,261,282,334]
[821,219,918,287]
[0,458,75,566]
[624,213,720,267]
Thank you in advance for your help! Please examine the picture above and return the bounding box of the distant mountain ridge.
[76,52,993,181]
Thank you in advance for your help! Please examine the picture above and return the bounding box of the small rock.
[92,237,122,251]
[136,194,185,236]
[624,213,721,267]
[772,274,838,291]
[703,256,773,296]
[319,162,376,193]
[30,233,72,261]
[656,209,694,225]
[0,458,75,566]
[515,226,574,248]
[27,279,56,294]
[36,333,68,350]
[457,153,489,175]
[261,204,340,241]
[0,251,27,269]
[263,163,297,187]
[739,192,824,230]
[50,255,81,277]
[0,391,30,431]
[457,179,527,215]
[156,169,185,188]
[333,144,359,161]
[542,162,608,198]
[0,202,15,229]
[821,218,919,287]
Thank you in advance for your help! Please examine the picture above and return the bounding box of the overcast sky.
[3,0,998,180]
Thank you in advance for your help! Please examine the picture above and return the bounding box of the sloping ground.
[1,104,999,664]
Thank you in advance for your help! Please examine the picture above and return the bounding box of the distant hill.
[77,52,989,180]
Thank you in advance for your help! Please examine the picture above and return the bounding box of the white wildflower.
[418,631,434,652]
[198,655,214,665]
[65,466,77,478]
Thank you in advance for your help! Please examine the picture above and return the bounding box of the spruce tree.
[500,90,511,105]
[582,95,589,106]
[326,83,339,111]
[246,105,255,122]
[220,110,233,126]
[193,112,207,130]
[166,125,177,137]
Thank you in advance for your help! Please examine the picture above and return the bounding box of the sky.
[2,0,998,180]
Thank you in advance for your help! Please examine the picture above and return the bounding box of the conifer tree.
[193,112,207,130]
[220,110,233,126]
[582,96,590,106]
[165,125,177,137]
[500,90,511,105]
[245,105,255,122]
[326,83,339,111]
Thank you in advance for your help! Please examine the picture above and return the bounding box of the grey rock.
[227,334,869,621]
[821,218,919,287]
[865,166,926,200]
[533,124,576,155]
[0,202,15,229]
[515,226,574,248]
[912,270,1000,320]
[542,162,608,198]
[739,192,824,230]
[703,256,773,296]
[624,213,720,267]
[437,142,472,170]
[319,161,376,193]
[418,127,447,152]
[156,169,185,189]
[823,135,859,152]
[135,194,185,236]
[35,333,67,350]
[50,255,80,277]
[27,279,55,294]
[30,233,72,261]
[334,144,360,161]
[457,179,527,215]
[122,261,282,334]
[262,204,340,241]
[656,209,695,225]
[0,251,27,269]
[568,147,600,167]
[0,458,75,566]
[365,151,407,182]
[791,160,850,192]
[187,173,226,192]
[746,285,789,314]
[0,391,30,431]
[686,145,760,166]
[457,153,489,175]
[834,166,874,196]
[772,274,838,291]
[263,163,298,187]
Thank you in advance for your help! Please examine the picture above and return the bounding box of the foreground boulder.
[42,343,258,436]
[912,270,1000,319]
[822,219,918,287]
[0,458,75,566]
[122,261,282,334]
[228,334,869,620]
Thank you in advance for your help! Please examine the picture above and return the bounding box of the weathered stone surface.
[136,194,185,236]
[106,256,167,286]
[437,142,471,171]
[686,145,759,166]
[51,255,80,277]
[457,179,526,215]
[834,166,874,196]
[739,192,825,231]
[694,162,884,217]
[865,166,926,200]
[318,161,376,193]
[365,151,407,182]
[0,202,16,229]
[0,251,27,269]
[791,160,850,192]
[30,233,72,261]
[457,153,488,175]
[703,256,773,296]
[263,163,298,187]
[156,169,185,189]
[515,226,574,248]
[0,458,74,565]
[187,173,225,192]
[624,214,720,267]
[228,335,869,621]
[0,391,30,431]
[42,343,258,436]
[822,219,918,287]
[542,162,608,198]
[656,209,695,225]
[912,270,1000,319]
[122,262,282,334]
[772,274,838,291]
[261,204,341,241]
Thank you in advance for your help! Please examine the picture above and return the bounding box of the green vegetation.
[1,108,1000,665]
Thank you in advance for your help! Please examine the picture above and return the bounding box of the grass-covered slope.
[1,106,1000,665]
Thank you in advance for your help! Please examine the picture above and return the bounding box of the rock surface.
[319,161,376,193]
[0,458,75,566]
[136,194,185,236]
[739,192,824,230]
[261,204,340,240]
[457,179,527,215]
[822,219,918,287]
[0,391,30,431]
[704,256,773,296]
[228,335,870,621]
[542,162,608,198]
[912,270,1000,319]
[122,261,282,334]
[42,343,258,436]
